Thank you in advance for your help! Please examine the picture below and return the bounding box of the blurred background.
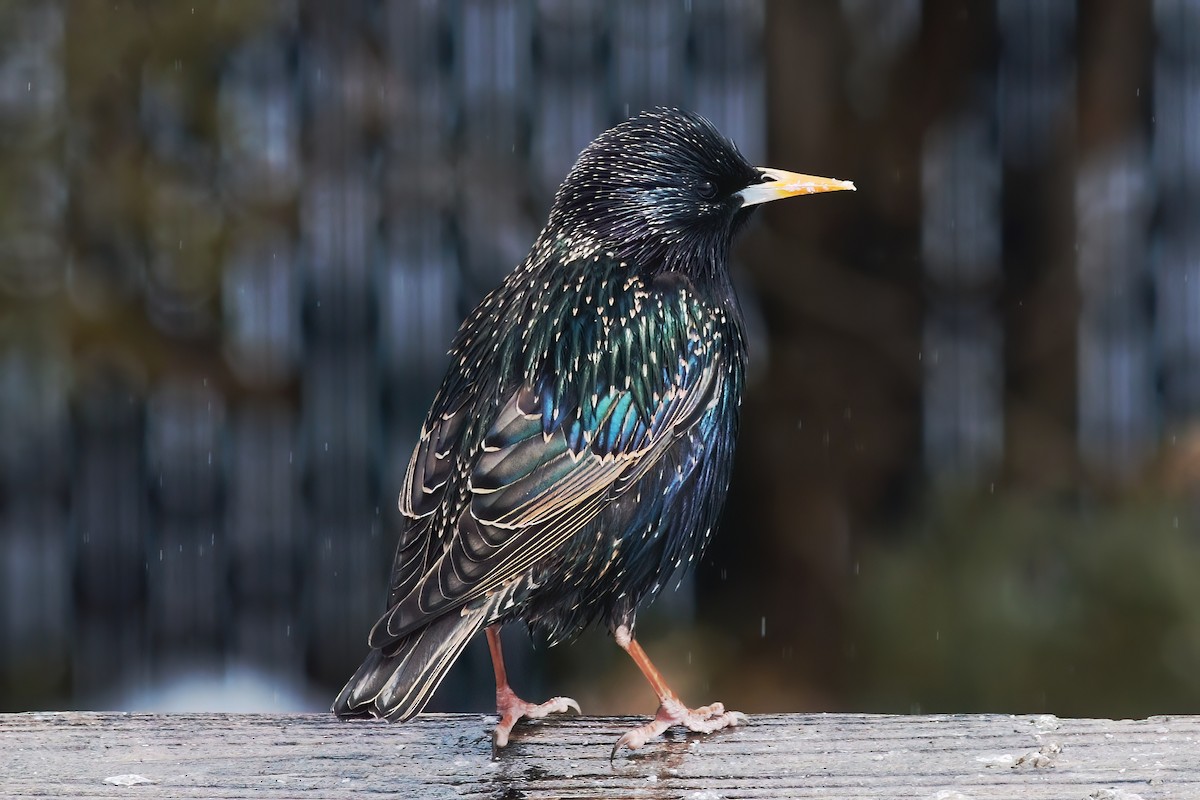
[1,0,1198,719]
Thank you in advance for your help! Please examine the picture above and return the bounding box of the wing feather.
[368,267,733,649]
[370,351,720,646]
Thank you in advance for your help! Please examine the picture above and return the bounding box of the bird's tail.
[332,605,489,722]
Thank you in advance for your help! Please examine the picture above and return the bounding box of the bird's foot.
[492,685,581,752]
[611,695,748,759]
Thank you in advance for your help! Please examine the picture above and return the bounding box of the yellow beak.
[736,167,856,207]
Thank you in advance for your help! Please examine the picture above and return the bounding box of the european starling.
[333,108,854,755]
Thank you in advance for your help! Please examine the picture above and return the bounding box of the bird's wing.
[382,394,472,612]
[369,279,724,648]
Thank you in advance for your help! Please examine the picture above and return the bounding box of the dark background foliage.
[1,0,1197,718]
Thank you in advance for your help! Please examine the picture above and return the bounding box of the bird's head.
[545,108,854,279]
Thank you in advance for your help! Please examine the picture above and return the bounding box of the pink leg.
[487,626,580,751]
[611,624,747,759]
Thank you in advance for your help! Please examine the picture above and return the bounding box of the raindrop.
[760,617,766,638]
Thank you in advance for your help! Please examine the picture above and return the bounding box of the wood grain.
[2,712,1196,799]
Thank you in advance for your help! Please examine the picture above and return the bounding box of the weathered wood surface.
[1,712,1196,799]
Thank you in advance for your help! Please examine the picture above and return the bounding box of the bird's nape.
[332,107,854,756]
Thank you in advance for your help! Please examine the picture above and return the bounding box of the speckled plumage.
[333,109,847,732]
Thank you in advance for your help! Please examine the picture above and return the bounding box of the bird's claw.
[491,693,581,755]
[610,697,748,761]
[514,694,580,719]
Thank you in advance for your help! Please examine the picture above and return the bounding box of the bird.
[332,107,854,756]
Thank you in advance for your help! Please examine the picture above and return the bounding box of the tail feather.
[332,605,490,722]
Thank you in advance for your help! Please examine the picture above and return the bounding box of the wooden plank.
[1,712,1196,799]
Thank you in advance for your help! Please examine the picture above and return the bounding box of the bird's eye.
[697,179,717,200]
